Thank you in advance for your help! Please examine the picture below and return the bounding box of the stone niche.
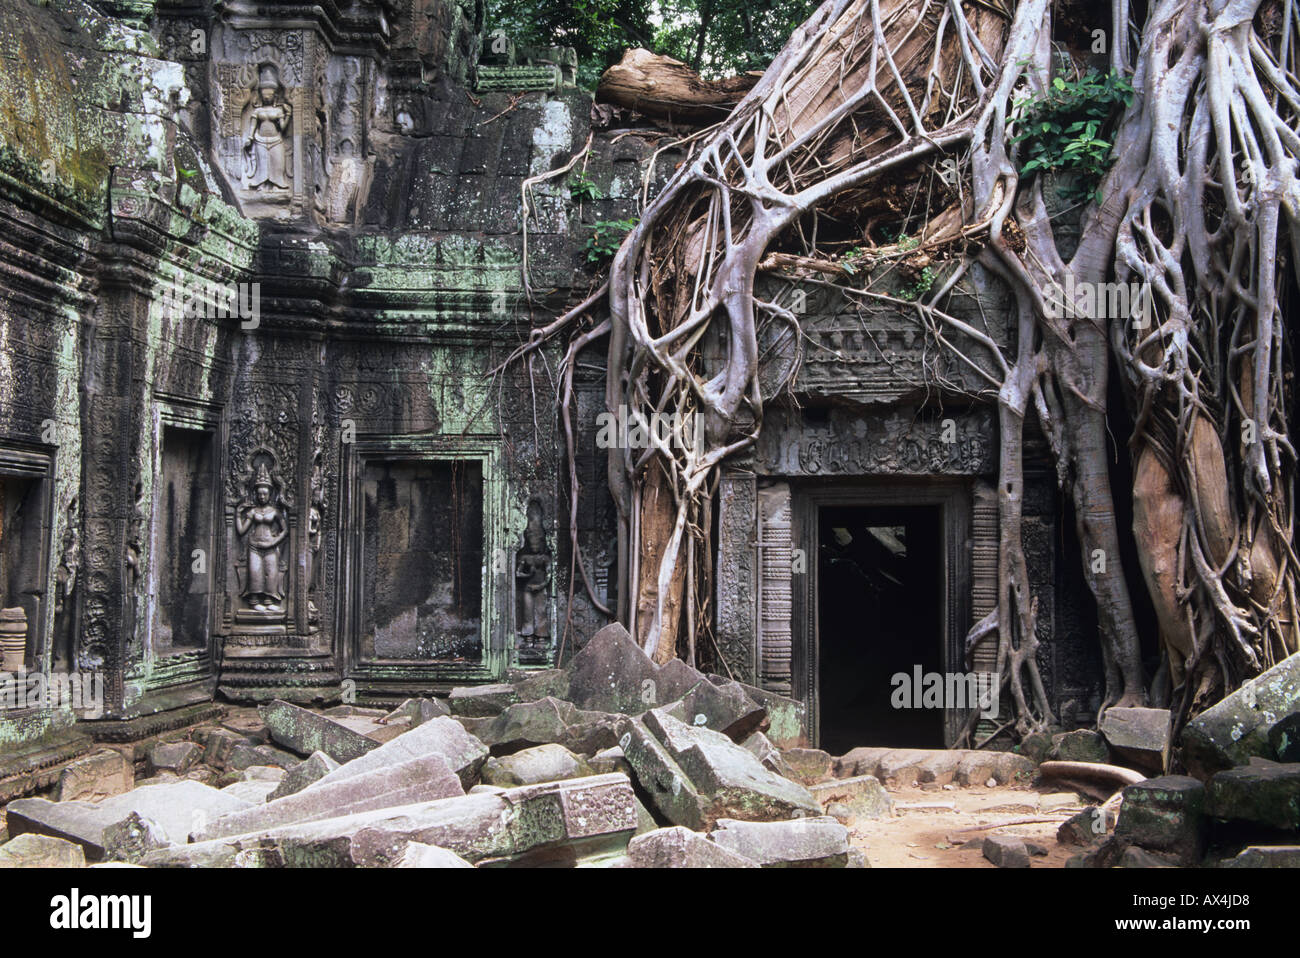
[148,424,218,657]
[338,436,507,691]
[361,459,484,663]
[0,448,54,674]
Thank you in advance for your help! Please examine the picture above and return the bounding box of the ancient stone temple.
[0,0,1107,783]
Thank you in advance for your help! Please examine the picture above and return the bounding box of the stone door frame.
[0,441,55,681]
[336,432,506,692]
[793,478,972,747]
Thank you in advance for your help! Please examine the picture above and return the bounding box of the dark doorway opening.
[817,504,945,754]
[152,426,216,654]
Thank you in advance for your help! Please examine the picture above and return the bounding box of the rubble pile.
[2,633,1297,868]
[0,625,872,868]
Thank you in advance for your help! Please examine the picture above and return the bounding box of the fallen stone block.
[0,833,86,868]
[1205,763,1300,830]
[955,751,1000,786]
[201,729,258,770]
[146,741,202,776]
[876,749,933,788]
[55,750,133,803]
[312,716,488,790]
[242,765,287,782]
[1268,712,1300,763]
[448,684,519,717]
[982,835,1031,868]
[777,748,834,785]
[915,751,963,785]
[102,813,172,864]
[195,752,465,841]
[1118,846,1177,868]
[1057,807,1107,845]
[267,751,339,801]
[1182,652,1300,778]
[741,731,795,779]
[727,680,802,747]
[1065,835,1128,868]
[381,698,451,728]
[481,744,592,787]
[833,746,892,779]
[1050,729,1111,764]
[6,782,254,861]
[807,775,893,820]
[259,700,382,763]
[229,744,300,771]
[990,751,1036,784]
[475,696,578,752]
[625,826,758,868]
[566,622,660,714]
[708,817,850,867]
[1115,775,1207,865]
[621,709,820,830]
[661,678,766,743]
[1218,844,1300,867]
[171,772,640,868]
[589,746,631,777]
[221,781,280,804]
[396,842,475,868]
[511,669,570,703]
[1100,707,1170,773]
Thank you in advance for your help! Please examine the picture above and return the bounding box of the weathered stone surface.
[876,749,933,788]
[512,669,570,703]
[1218,845,1300,867]
[102,813,172,864]
[741,731,795,779]
[146,741,202,776]
[807,775,893,820]
[1205,764,1300,830]
[1268,712,1300,763]
[661,678,766,743]
[448,683,519,717]
[267,751,340,801]
[1050,730,1111,764]
[777,748,834,785]
[1057,807,1106,845]
[982,835,1030,868]
[708,817,850,867]
[1118,846,1177,868]
[0,833,86,868]
[195,753,466,841]
[201,729,258,770]
[242,765,287,782]
[915,751,963,785]
[1099,707,1170,772]
[6,782,253,860]
[471,696,576,752]
[312,716,489,790]
[990,751,1036,784]
[229,744,300,771]
[589,746,631,776]
[833,746,892,779]
[55,750,133,803]
[396,842,475,868]
[620,710,820,830]
[1182,652,1300,778]
[481,744,592,787]
[625,826,759,868]
[155,773,639,868]
[731,681,803,748]
[259,700,382,763]
[222,780,281,803]
[382,698,452,727]
[1115,775,1206,865]
[566,622,659,714]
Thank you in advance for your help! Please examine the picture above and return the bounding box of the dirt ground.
[848,782,1090,867]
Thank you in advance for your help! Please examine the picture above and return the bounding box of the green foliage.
[487,0,820,87]
[570,169,605,201]
[899,266,936,302]
[1009,69,1135,203]
[586,217,639,262]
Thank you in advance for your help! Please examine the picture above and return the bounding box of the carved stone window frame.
[792,479,972,747]
[337,433,506,688]
[135,398,226,696]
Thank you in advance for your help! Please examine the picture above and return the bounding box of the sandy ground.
[848,782,1091,867]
